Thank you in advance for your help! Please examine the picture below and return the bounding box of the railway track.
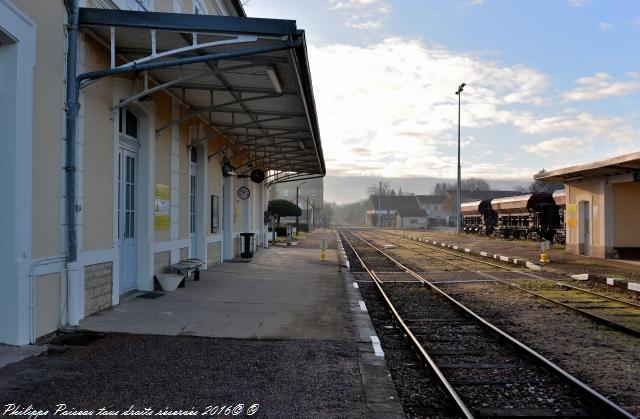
[339,228,634,418]
[366,230,640,338]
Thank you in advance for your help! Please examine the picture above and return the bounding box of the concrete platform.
[80,244,348,340]
[68,230,405,418]
[0,344,46,369]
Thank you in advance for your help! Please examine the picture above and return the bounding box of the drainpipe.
[65,0,79,263]
[64,0,82,326]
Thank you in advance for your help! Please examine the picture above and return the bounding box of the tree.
[433,182,449,195]
[366,181,392,197]
[318,201,335,227]
[529,170,564,193]
[268,199,302,227]
[442,194,456,213]
[462,177,491,191]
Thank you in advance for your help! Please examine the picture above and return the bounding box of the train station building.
[535,151,640,260]
[0,0,325,345]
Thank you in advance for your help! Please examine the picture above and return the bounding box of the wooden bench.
[170,258,205,287]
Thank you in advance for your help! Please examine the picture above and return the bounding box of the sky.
[244,0,640,203]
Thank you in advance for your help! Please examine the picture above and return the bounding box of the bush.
[268,224,309,236]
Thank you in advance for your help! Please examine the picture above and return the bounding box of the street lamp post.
[455,83,465,234]
[296,185,300,234]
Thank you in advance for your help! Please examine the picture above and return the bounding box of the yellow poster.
[154,184,170,230]
[567,218,577,227]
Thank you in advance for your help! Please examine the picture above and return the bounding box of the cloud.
[523,137,585,156]
[514,110,639,151]
[598,21,613,31]
[567,0,587,7]
[562,72,640,102]
[308,38,550,178]
[328,0,392,30]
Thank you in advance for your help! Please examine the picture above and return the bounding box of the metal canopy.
[77,7,326,177]
[535,151,640,183]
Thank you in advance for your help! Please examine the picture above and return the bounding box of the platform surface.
[0,231,403,418]
[80,235,348,340]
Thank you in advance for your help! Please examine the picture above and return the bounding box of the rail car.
[461,190,566,244]
[460,199,497,235]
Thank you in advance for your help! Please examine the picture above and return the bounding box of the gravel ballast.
[0,334,365,418]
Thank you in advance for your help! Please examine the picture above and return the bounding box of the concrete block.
[526,262,541,271]
[570,274,589,281]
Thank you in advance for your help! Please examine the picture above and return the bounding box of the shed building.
[535,151,640,259]
[365,195,423,228]
[395,208,428,229]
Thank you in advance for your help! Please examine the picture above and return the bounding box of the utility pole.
[378,181,382,228]
[455,83,466,234]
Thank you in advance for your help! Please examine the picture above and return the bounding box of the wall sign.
[154,184,170,230]
[237,186,251,200]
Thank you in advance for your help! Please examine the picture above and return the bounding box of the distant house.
[365,195,427,228]
[416,195,449,225]
[396,208,428,229]
[365,190,520,228]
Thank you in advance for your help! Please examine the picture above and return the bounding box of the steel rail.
[387,230,639,310]
[507,283,640,338]
[344,228,634,419]
[557,282,640,309]
[339,231,474,419]
[376,231,640,337]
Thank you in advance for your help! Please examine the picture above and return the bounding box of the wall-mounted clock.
[237,186,251,200]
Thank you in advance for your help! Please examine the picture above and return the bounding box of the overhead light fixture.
[266,64,283,94]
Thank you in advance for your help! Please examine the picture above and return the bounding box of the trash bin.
[240,232,255,258]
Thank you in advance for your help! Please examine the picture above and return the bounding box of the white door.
[189,148,198,257]
[118,109,139,293]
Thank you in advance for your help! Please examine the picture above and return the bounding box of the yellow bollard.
[540,252,549,263]
[539,240,550,264]
[320,239,327,261]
